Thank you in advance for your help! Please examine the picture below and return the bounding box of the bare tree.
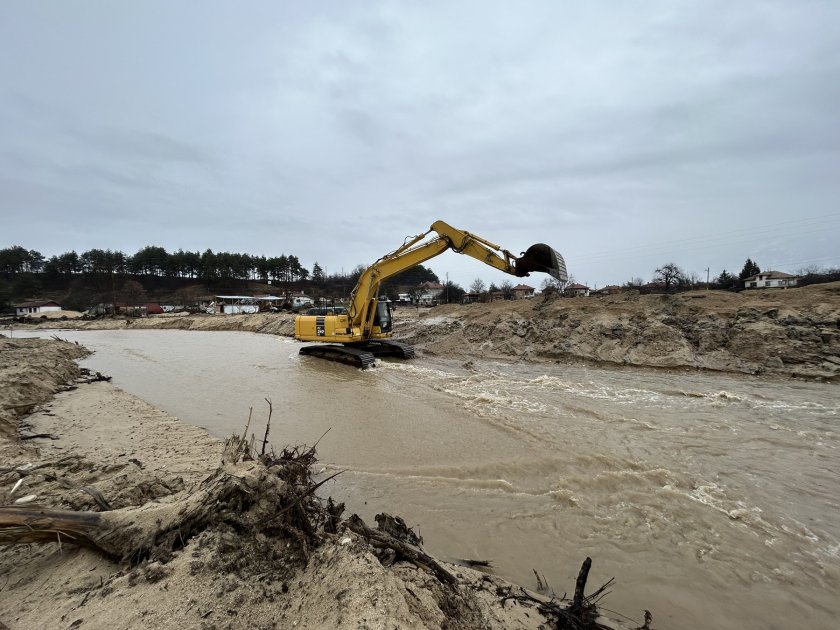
[796,264,824,275]
[121,280,147,308]
[408,286,424,304]
[498,279,513,299]
[469,278,486,294]
[653,263,685,290]
[687,271,702,288]
[541,273,575,294]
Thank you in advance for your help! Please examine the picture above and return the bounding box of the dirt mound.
[0,337,88,446]
[396,283,840,379]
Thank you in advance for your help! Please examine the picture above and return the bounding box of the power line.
[571,214,840,263]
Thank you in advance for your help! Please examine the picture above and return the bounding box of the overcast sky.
[1,1,839,289]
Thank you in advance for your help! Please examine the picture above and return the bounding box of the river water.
[17,329,840,629]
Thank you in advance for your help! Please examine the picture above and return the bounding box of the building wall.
[746,278,797,289]
[15,305,61,316]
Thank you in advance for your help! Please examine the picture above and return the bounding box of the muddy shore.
[9,282,839,380]
[0,336,636,629]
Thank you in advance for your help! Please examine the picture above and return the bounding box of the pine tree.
[739,259,760,280]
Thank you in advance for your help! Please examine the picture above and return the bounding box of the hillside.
[396,282,840,379]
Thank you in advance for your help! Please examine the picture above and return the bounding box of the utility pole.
[446,272,449,304]
[705,267,710,290]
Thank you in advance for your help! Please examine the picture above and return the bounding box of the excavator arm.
[295,220,566,367]
[348,220,565,336]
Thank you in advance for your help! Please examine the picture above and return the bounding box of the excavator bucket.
[516,244,568,282]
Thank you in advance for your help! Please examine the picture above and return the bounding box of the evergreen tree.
[739,259,760,280]
[716,269,735,286]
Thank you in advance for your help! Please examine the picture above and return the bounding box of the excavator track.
[358,340,416,359]
[298,340,415,368]
[299,345,376,369]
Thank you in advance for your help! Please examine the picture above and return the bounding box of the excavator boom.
[295,220,566,367]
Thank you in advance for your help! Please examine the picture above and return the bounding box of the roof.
[512,284,535,291]
[744,271,796,281]
[567,283,590,290]
[14,300,61,308]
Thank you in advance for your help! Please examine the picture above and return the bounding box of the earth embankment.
[396,282,840,379]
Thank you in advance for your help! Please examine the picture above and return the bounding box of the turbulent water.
[18,329,840,629]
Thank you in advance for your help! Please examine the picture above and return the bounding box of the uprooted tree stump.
[0,461,309,562]
[0,422,339,564]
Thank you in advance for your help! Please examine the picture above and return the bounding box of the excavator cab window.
[373,299,392,333]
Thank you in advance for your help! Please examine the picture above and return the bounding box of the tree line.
[641,257,838,291]
[0,245,309,284]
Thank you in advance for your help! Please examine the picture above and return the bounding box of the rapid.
[16,329,840,629]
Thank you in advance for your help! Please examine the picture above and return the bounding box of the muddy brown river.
[18,329,840,629]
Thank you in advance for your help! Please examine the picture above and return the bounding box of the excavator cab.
[516,244,568,283]
[372,299,393,333]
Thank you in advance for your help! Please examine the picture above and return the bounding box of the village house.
[417,281,444,306]
[13,300,62,317]
[743,271,798,289]
[511,283,536,299]
[212,296,260,314]
[565,283,591,297]
[88,302,164,316]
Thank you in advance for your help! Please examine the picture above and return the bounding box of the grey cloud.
[1,1,839,288]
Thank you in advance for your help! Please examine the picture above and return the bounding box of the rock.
[764,356,784,369]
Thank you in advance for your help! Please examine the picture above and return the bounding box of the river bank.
[0,336,633,629]
[9,282,840,379]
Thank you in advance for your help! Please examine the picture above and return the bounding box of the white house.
[565,283,591,297]
[743,271,798,289]
[14,300,62,317]
[511,284,536,299]
[212,295,259,314]
[417,281,444,306]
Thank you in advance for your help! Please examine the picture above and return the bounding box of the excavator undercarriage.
[298,340,414,369]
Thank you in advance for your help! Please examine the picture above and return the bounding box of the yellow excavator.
[294,220,566,367]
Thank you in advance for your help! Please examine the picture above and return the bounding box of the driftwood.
[495,557,630,630]
[345,513,457,586]
[78,368,112,383]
